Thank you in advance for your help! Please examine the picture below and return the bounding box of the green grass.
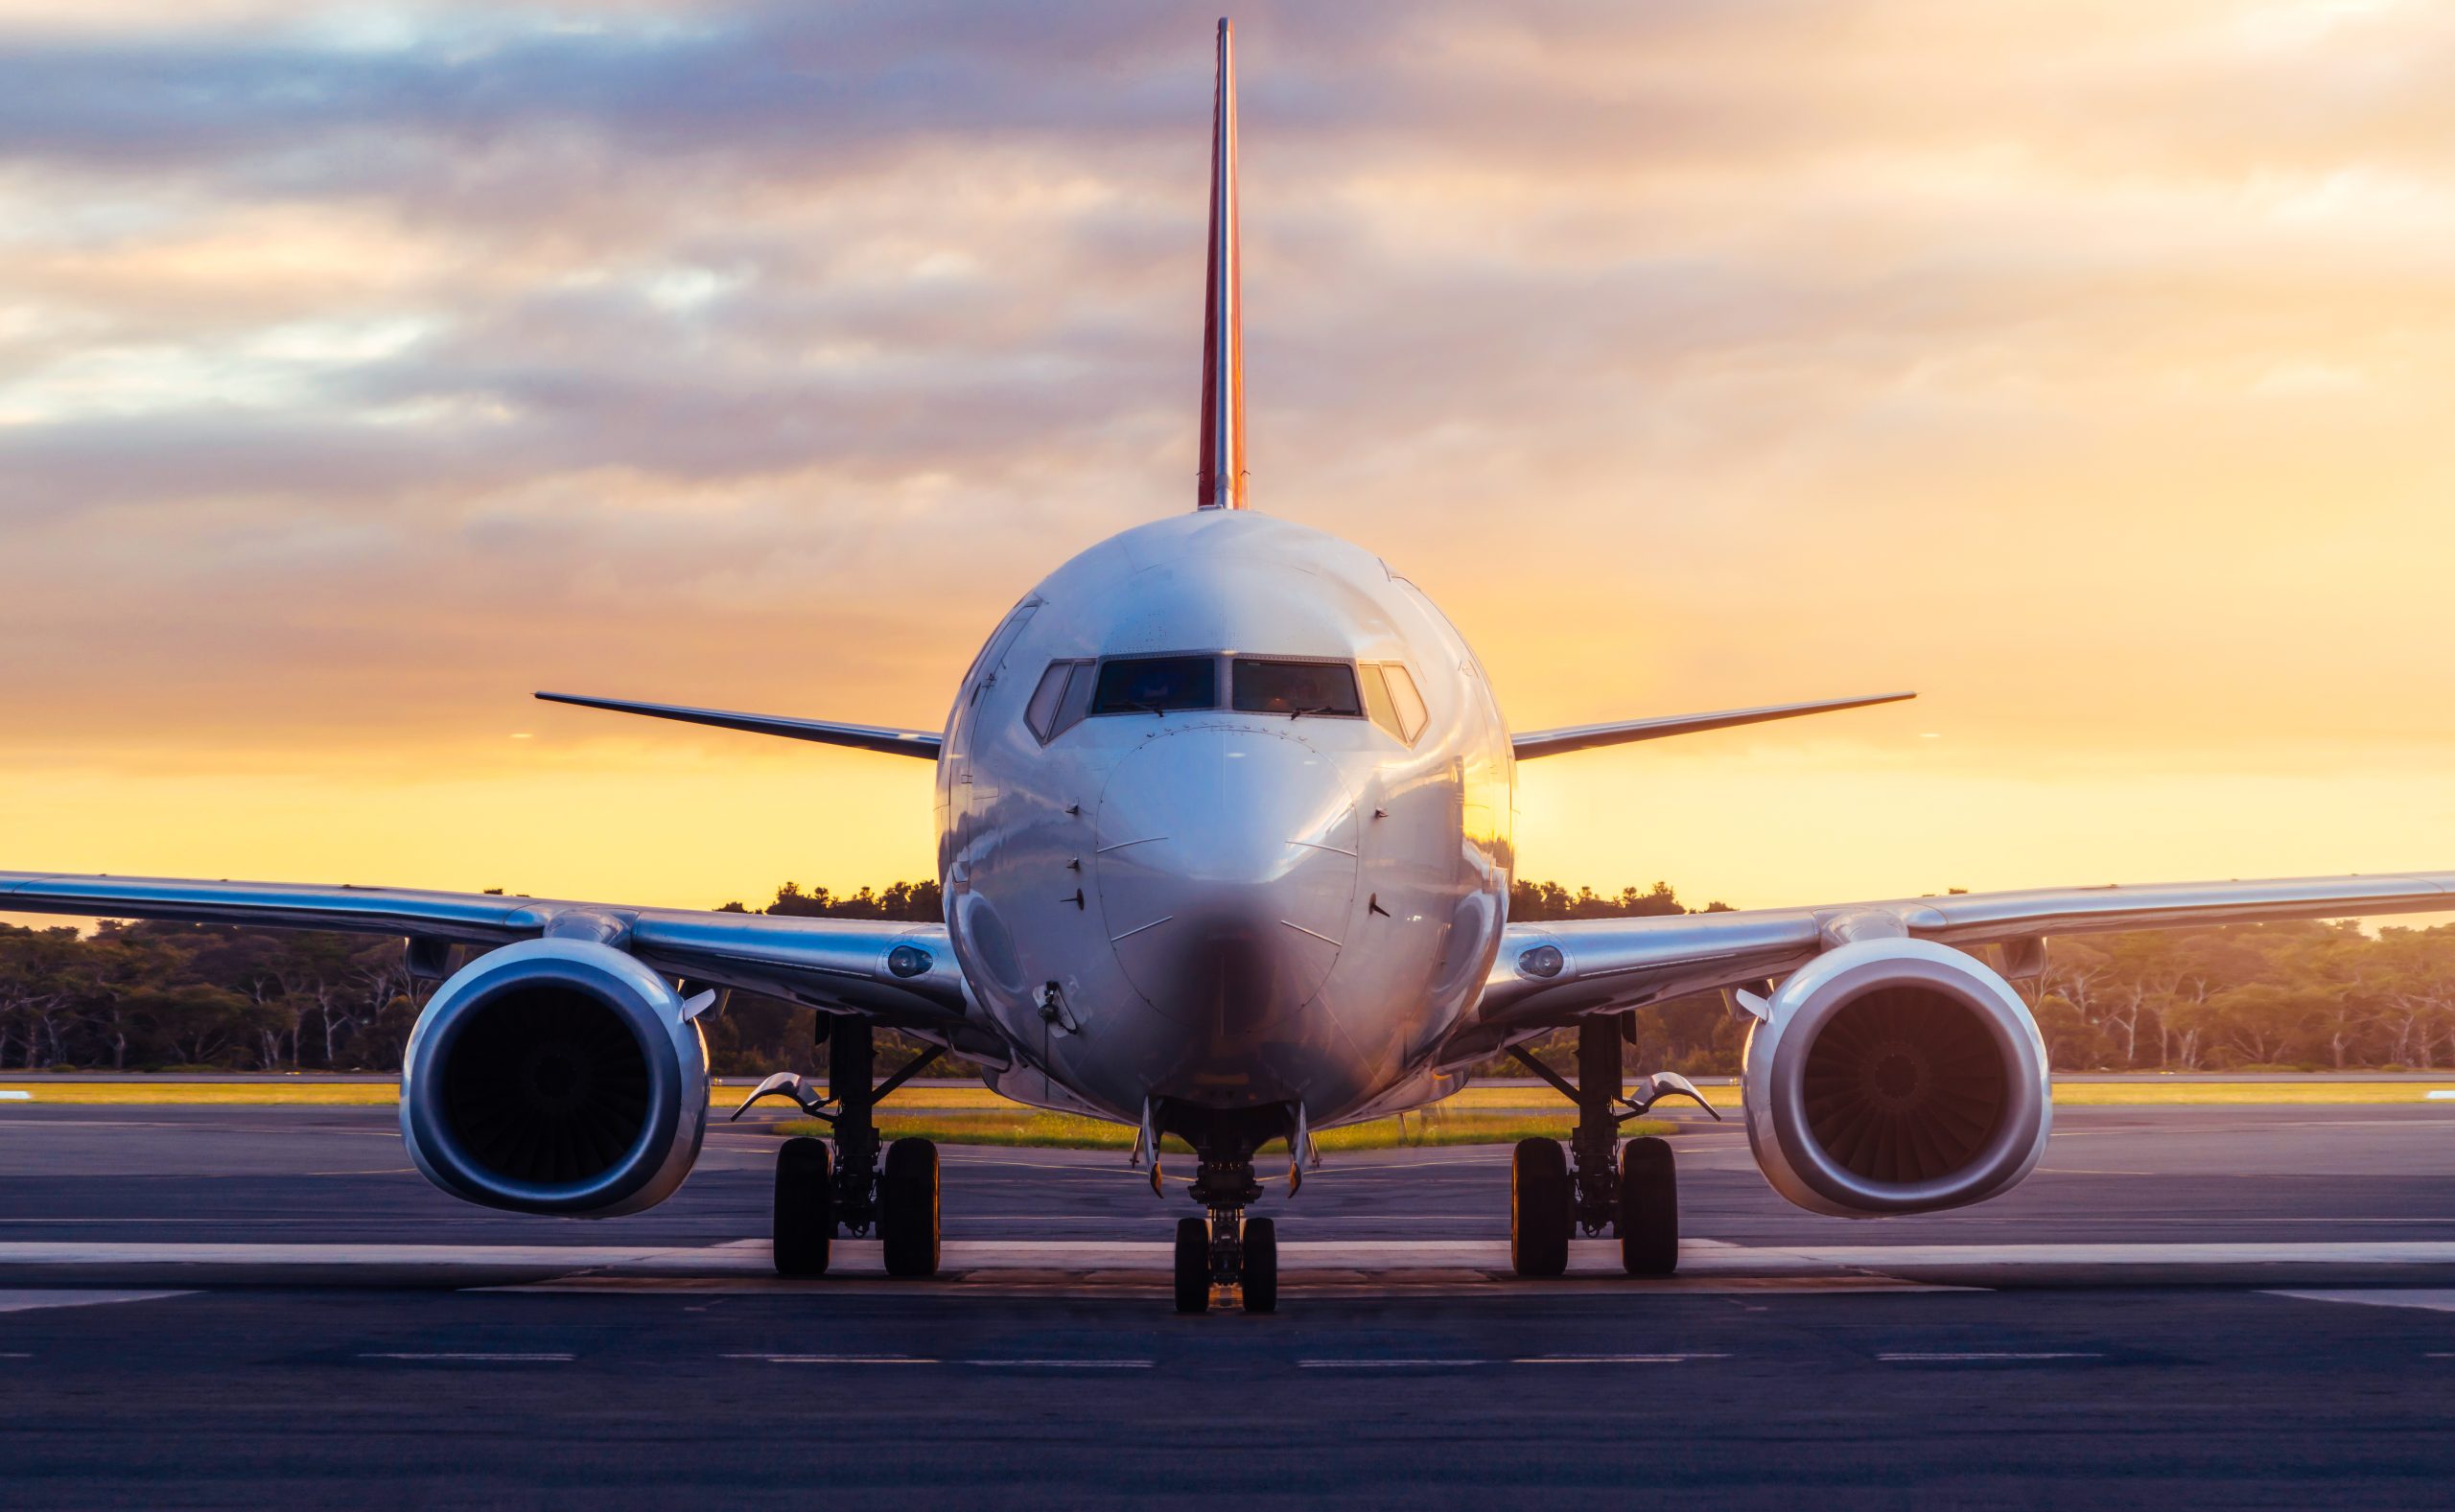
[772,1108,1676,1151]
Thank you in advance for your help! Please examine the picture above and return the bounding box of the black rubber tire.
[1174,1216,1211,1314]
[880,1137,942,1278]
[1240,1215,1278,1314]
[1510,1137,1572,1278]
[773,1136,832,1277]
[1618,1135,1678,1277]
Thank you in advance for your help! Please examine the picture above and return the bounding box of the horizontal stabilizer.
[1511,691,1914,761]
[534,692,941,760]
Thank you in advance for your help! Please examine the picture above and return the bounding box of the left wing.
[1454,869,2455,1064]
[534,692,943,759]
[1512,691,1913,760]
[0,870,999,1060]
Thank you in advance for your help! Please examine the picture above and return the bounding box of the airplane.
[7,18,2452,1314]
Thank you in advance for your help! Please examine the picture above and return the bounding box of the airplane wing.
[1453,869,2455,1063]
[1511,691,1914,760]
[0,870,1001,1061]
[534,692,943,759]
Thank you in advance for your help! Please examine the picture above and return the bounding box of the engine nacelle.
[1742,938,2050,1218]
[401,938,709,1218]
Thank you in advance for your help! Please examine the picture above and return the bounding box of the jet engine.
[1741,938,2050,1218]
[400,938,709,1217]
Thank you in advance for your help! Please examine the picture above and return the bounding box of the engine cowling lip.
[1746,939,2050,1216]
[401,939,695,1217]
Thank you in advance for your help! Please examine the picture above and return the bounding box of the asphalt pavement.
[4,1103,2453,1509]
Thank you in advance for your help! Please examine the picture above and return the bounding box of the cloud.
[3,0,2453,902]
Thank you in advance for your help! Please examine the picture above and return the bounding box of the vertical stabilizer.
[1196,18,1245,510]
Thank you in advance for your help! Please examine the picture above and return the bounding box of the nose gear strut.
[1150,1099,1296,1314]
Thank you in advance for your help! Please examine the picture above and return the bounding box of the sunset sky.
[4,0,2451,925]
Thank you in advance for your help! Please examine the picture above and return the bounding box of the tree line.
[5,880,2452,1075]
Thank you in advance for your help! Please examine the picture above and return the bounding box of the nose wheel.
[1165,1121,1284,1314]
[1173,1212,1278,1314]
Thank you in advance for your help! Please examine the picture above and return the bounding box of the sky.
[3,0,2452,924]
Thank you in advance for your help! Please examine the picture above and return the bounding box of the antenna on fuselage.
[1195,17,1246,511]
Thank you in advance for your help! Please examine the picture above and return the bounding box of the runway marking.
[357,1352,573,1362]
[964,1359,1155,1370]
[2266,1290,2455,1314]
[1511,1354,1729,1364]
[0,1289,194,1314]
[1879,1352,2103,1362]
[1300,1359,1483,1369]
[724,1354,937,1364]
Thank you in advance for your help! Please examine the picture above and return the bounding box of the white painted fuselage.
[936,509,1513,1129]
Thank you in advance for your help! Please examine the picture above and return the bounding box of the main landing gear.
[739,1017,944,1280]
[1154,1104,1292,1315]
[1506,1016,1716,1279]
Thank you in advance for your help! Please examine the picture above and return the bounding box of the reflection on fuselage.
[935,509,1514,1128]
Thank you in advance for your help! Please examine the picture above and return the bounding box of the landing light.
[887,945,933,978]
[1518,945,1564,979]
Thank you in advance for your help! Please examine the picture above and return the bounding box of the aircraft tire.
[1510,1137,1571,1278]
[773,1136,833,1277]
[1240,1215,1278,1314]
[1618,1136,1678,1277]
[880,1137,942,1278]
[1174,1216,1211,1314]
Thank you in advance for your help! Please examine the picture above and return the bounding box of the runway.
[5,1105,2455,1507]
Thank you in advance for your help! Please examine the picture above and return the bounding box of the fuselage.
[935,510,1514,1128]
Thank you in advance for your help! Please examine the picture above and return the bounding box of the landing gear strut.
[754,1018,945,1278]
[1506,1016,1704,1278]
[1157,1104,1289,1314]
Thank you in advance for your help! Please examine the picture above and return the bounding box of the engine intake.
[1742,939,2049,1217]
[401,939,708,1217]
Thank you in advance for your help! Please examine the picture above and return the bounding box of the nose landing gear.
[1157,1105,1289,1314]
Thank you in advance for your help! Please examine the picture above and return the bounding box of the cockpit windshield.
[1231,659,1362,718]
[1090,656,1218,715]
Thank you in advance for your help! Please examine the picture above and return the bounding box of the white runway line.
[724,1354,937,1364]
[1299,1359,1485,1368]
[965,1359,1154,1369]
[0,1289,194,1314]
[1879,1352,2103,1361]
[1511,1354,1728,1364]
[357,1353,573,1362]
[2266,1290,2455,1314]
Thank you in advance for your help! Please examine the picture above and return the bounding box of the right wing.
[0,869,1000,1060]
[534,692,942,759]
[1455,869,2455,1065]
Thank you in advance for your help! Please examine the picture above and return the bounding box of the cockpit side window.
[1026,662,1076,741]
[1231,659,1362,718]
[1090,656,1218,715]
[1361,662,1428,742]
[964,597,1043,706]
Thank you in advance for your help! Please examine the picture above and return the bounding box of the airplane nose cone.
[1095,726,1359,1033]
